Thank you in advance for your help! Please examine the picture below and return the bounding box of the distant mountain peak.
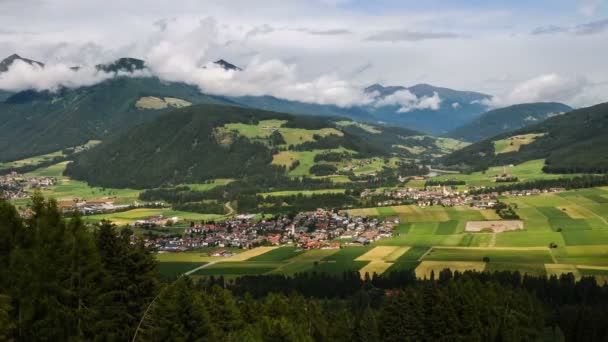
[0,54,44,72]
[96,57,146,73]
[214,59,242,71]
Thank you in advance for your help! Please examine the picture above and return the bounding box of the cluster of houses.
[58,197,130,214]
[360,186,498,209]
[360,184,568,210]
[0,172,56,200]
[134,215,180,228]
[144,208,399,253]
[492,188,566,197]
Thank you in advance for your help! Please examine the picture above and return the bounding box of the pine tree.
[140,277,216,341]
[94,220,158,340]
[0,293,15,341]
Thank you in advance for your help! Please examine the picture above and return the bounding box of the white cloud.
[375,89,442,112]
[140,17,373,107]
[485,73,589,107]
[0,59,117,92]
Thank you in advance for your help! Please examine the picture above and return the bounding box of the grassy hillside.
[0,77,229,162]
[64,104,393,188]
[440,102,608,173]
[446,102,572,142]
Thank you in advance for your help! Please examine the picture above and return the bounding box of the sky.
[0,0,607,108]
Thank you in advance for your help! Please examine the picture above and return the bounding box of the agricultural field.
[494,133,545,154]
[272,148,353,176]
[217,119,343,147]
[158,187,608,283]
[430,159,580,188]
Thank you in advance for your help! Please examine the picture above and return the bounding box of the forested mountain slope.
[65,104,458,188]
[0,77,230,161]
[446,102,572,142]
[440,102,608,173]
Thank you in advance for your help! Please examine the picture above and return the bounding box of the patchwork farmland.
[158,187,608,283]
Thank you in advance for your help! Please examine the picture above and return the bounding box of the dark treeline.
[1,195,608,341]
[471,174,608,194]
[310,164,338,176]
[314,151,349,162]
[173,201,226,214]
[425,179,466,187]
[0,194,158,341]
[140,274,545,342]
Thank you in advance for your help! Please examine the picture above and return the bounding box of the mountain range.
[0,54,589,174]
[0,54,496,136]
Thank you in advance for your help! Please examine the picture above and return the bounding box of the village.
[0,171,56,200]
[360,184,566,208]
[141,209,399,254]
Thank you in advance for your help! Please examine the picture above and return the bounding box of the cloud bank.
[0,16,446,111]
[486,74,589,107]
[374,90,442,112]
[0,60,114,92]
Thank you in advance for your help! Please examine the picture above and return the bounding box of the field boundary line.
[417,247,433,261]
[184,262,216,276]
[548,250,558,264]
[576,265,608,271]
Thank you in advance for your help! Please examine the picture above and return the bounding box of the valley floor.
[157,187,608,283]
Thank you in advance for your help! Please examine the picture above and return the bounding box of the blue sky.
[0,0,606,108]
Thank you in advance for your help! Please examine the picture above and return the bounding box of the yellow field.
[359,261,395,278]
[356,246,406,261]
[415,261,486,278]
[356,246,409,278]
[385,247,410,261]
[223,247,278,262]
[348,208,380,216]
